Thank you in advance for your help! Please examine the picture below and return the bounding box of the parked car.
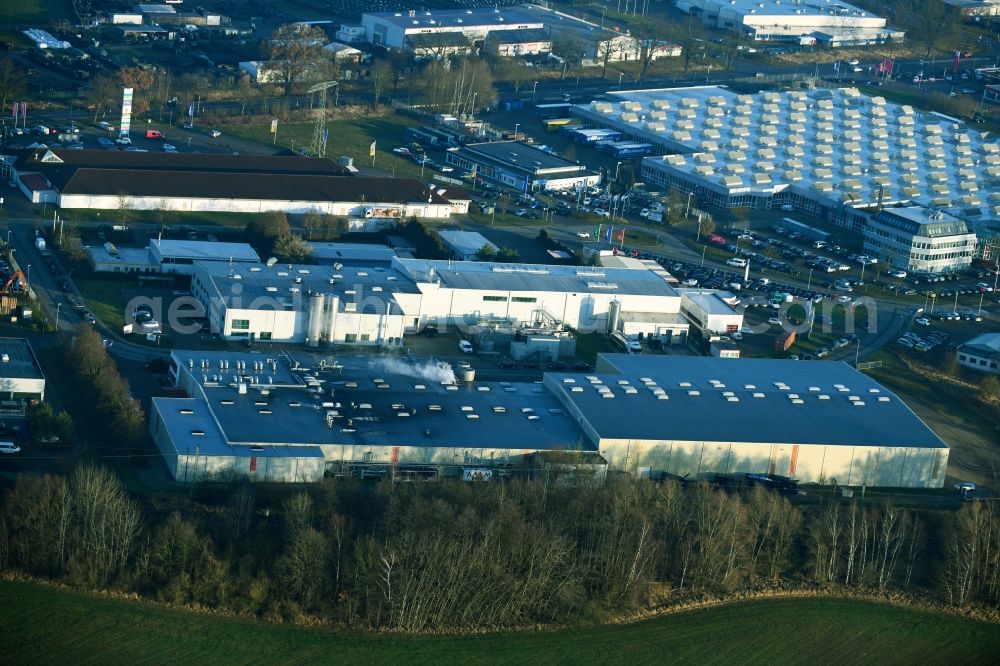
[459,340,474,353]
[576,231,590,239]
[208,129,222,138]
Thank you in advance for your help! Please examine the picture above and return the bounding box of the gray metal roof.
[397,258,678,297]
[957,332,1000,359]
[306,242,398,264]
[167,352,589,452]
[454,141,584,175]
[196,260,420,313]
[437,230,497,257]
[551,355,947,449]
[152,239,260,262]
[152,397,326,460]
[366,8,544,30]
[0,338,44,380]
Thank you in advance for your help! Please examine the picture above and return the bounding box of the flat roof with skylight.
[573,86,1000,224]
[569,355,946,449]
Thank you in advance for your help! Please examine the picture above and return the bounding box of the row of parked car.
[897,330,950,352]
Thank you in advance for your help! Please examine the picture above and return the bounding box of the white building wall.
[415,284,680,332]
[173,451,325,483]
[58,193,454,218]
[319,442,547,467]
[0,376,46,401]
[598,438,947,488]
[957,350,1000,374]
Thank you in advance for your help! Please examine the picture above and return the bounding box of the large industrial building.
[2,148,459,219]
[190,256,701,346]
[675,0,903,46]
[0,338,46,416]
[360,5,679,63]
[445,141,600,193]
[150,351,949,488]
[361,7,545,50]
[570,86,999,271]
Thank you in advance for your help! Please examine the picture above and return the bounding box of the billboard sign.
[120,87,134,137]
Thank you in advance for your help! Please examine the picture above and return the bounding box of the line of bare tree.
[2,468,998,631]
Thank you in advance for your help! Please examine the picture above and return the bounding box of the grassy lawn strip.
[74,276,130,331]
[2,581,999,664]
[865,350,994,439]
[224,116,427,180]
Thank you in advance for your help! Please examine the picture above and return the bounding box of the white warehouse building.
[3,148,459,219]
[583,355,948,487]
[190,256,691,345]
[676,0,903,46]
[150,351,949,488]
[362,7,544,50]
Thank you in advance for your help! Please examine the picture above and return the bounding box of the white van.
[458,340,474,353]
[726,257,747,268]
[0,441,21,454]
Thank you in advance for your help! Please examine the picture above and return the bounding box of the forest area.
[1,467,999,631]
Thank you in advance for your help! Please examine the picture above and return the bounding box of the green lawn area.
[224,116,427,179]
[8,0,74,22]
[74,276,130,331]
[2,581,999,664]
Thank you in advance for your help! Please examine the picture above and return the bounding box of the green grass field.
[225,116,426,179]
[74,276,129,331]
[2,581,998,664]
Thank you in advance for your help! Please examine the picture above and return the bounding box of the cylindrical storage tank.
[784,292,794,303]
[459,367,476,382]
[324,294,339,345]
[306,292,325,347]
[607,299,622,334]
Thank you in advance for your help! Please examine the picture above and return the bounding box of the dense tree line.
[63,329,145,453]
[2,469,997,630]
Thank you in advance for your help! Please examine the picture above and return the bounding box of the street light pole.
[685,191,694,218]
[532,81,538,102]
[513,123,520,141]
[806,268,814,291]
[55,302,61,330]
[701,245,707,267]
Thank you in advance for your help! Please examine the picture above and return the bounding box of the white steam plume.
[369,357,457,384]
